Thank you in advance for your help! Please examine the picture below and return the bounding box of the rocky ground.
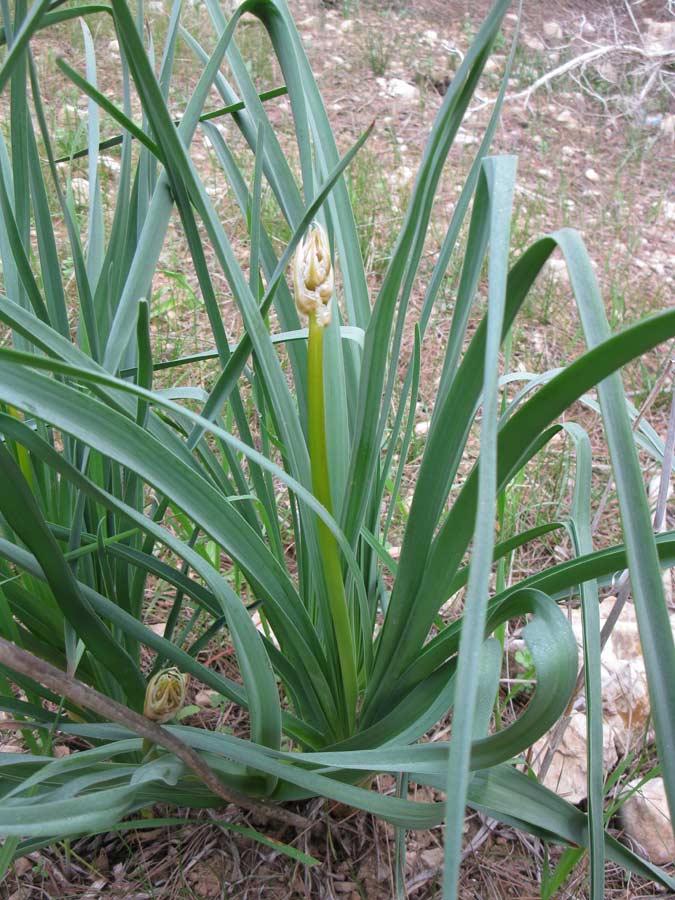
[3,0,675,897]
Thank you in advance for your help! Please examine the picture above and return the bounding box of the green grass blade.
[563,422,604,899]
[556,227,675,839]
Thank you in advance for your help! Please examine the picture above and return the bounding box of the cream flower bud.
[144,667,188,723]
[293,223,334,326]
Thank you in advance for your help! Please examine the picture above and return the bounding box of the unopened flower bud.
[293,223,334,326]
[144,667,188,723]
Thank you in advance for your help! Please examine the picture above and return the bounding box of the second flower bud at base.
[144,667,188,724]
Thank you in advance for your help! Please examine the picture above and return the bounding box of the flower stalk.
[295,225,357,736]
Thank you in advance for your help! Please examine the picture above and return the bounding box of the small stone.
[70,177,89,206]
[378,78,419,103]
[661,114,675,137]
[340,19,354,33]
[100,155,121,174]
[420,847,444,868]
[621,778,675,864]
[423,29,438,44]
[388,165,413,193]
[14,857,32,878]
[537,167,553,179]
[543,21,563,40]
[561,145,575,157]
[415,420,430,436]
[523,34,545,52]
[148,622,166,636]
[196,690,218,707]
[555,109,577,128]
[547,257,569,282]
[584,168,600,183]
[644,18,675,55]
[664,202,675,222]
[454,130,478,146]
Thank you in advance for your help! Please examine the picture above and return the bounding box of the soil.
[3,0,675,897]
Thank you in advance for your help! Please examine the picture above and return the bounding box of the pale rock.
[547,257,569,282]
[388,545,401,560]
[340,19,354,33]
[661,114,675,137]
[543,21,563,41]
[63,103,86,120]
[454,130,478,146]
[523,34,545,52]
[644,18,675,55]
[13,857,32,878]
[621,778,675,864]
[0,741,23,753]
[533,712,618,803]
[70,177,89,206]
[420,847,444,868]
[555,109,578,128]
[567,602,675,749]
[100,155,121,174]
[388,165,414,193]
[415,420,430,437]
[664,201,675,222]
[561,145,576,157]
[584,168,600,183]
[423,29,438,44]
[148,621,166,636]
[377,78,420,103]
[196,690,218,707]
[537,167,553,179]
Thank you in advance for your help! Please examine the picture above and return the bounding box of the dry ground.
[3,0,675,897]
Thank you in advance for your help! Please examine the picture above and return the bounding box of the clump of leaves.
[0,2,674,898]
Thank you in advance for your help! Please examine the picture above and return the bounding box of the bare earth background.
[3,0,675,897]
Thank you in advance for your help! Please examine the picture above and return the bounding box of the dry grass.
[2,0,675,896]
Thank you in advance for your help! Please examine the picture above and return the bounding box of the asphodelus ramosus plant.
[0,0,674,896]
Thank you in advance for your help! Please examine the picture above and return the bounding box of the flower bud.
[144,667,188,723]
[293,223,334,326]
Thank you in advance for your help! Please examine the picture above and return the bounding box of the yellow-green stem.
[307,311,357,735]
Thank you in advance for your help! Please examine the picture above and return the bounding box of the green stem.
[307,311,357,735]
